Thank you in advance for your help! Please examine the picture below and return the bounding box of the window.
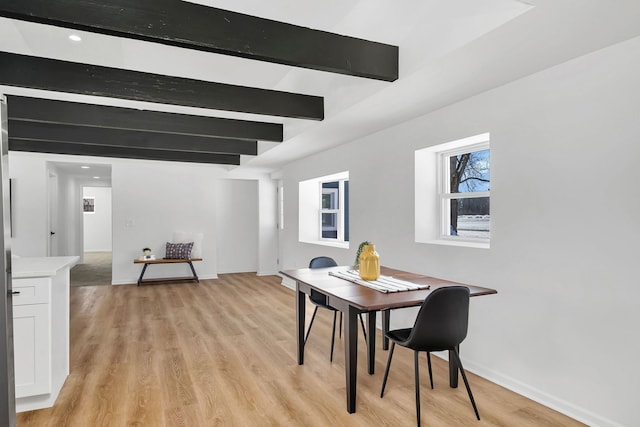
[320,180,349,241]
[415,133,490,248]
[299,171,349,248]
[439,144,490,240]
[278,181,284,230]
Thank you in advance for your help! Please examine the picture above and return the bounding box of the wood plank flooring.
[17,273,585,426]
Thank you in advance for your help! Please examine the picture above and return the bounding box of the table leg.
[344,305,358,413]
[449,345,459,388]
[382,309,390,350]
[137,263,148,286]
[366,311,376,374]
[187,261,199,282]
[296,284,305,365]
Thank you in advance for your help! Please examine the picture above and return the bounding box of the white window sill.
[300,239,350,249]
[423,239,490,249]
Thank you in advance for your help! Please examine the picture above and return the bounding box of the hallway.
[70,252,111,287]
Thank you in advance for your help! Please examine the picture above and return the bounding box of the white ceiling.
[49,162,113,186]
[2,0,640,173]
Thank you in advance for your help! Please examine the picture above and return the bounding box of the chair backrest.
[308,256,337,305]
[309,256,338,269]
[405,286,470,352]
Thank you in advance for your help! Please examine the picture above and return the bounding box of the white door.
[277,180,284,269]
[47,173,58,256]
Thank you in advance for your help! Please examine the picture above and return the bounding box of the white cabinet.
[13,303,50,397]
[12,277,51,399]
[11,256,77,413]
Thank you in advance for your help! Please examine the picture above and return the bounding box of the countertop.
[12,256,80,278]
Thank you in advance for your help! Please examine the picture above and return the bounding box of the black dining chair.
[306,256,367,362]
[380,286,480,427]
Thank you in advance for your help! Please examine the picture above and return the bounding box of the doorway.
[45,162,112,286]
[71,185,112,287]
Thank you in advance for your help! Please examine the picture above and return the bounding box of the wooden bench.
[133,258,202,286]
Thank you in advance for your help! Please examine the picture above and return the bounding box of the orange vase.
[359,244,380,281]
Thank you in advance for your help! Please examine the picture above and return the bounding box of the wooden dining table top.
[280,265,497,312]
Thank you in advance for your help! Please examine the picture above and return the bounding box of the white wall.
[257,178,279,275]
[8,154,48,256]
[9,156,112,260]
[111,161,222,283]
[215,179,258,274]
[279,36,640,427]
[83,186,112,252]
[55,169,80,258]
[9,153,279,283]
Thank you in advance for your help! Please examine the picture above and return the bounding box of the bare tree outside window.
[448,149,490,238]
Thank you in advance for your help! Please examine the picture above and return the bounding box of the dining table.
[279,265,497,414]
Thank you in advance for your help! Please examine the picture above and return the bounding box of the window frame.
[414,132,490,249]
[319,180,347,242]
[437,141,490,243]
[298,171,350,249]
[278,180,284,230]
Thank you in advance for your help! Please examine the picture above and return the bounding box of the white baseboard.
[110,280,132,286]
[257,270,279,276]
[461,358,623,427]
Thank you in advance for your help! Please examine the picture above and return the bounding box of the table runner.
[329,270,430,293]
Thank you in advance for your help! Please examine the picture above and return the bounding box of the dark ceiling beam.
[8,120,258,155]
[7,96,283,142]
[0,52,324,120]
[0,0,399,82]
[9,139,240,165]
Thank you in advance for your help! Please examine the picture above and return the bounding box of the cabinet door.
[13,304,51,398]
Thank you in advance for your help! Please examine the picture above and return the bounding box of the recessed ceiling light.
[81,165,90,169]
[93,176,100,179]
[68,34,82,42]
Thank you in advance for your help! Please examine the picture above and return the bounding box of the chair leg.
[339,312,343,339]
[359,314,367,342]
[304,307,319,345]
[330,311,337,362]
[426,352,434,389]
[414,351,421,427]
[380,342,395,397]
[452,348,480,420]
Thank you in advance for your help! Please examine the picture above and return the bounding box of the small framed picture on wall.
[83,196,95,214]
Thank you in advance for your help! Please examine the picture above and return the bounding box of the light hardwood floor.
[17,273,585,426]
